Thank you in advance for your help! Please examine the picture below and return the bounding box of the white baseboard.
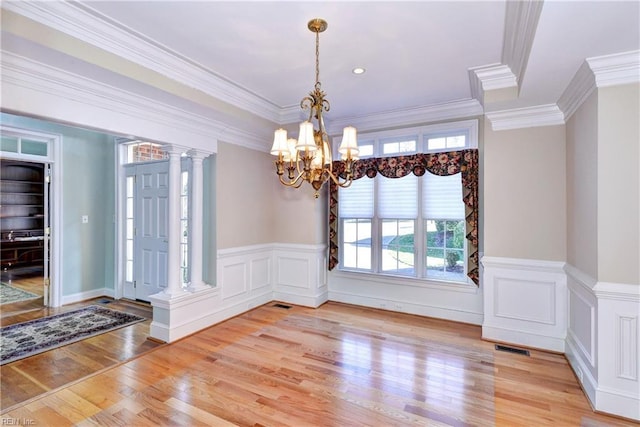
[482,325,566,352]
[61,287,115,305]
[565,335,598,406]
[596,387,640,421]
[481,256,567,352]
[329,290,483,325]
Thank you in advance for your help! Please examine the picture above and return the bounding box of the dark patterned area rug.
[0,282,39,305]
[0,305,145,365]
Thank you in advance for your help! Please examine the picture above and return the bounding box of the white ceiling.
[85,0,640,116]
[1,1,639,142]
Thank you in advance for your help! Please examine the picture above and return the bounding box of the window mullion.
[372,175,381,273]
[415,175,425,278]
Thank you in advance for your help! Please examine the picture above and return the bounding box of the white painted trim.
[61,287,115,305]
[0,125,64,308]
[273,290,329,308]
[501,0,544,84]
[565,335,598,406]
[481,256,566,273]
[481,256,567,352]
[596,387,640,421]
[485,104,565,131]
[328,290,483,325]
[217,243,275,257]
[565,263,640,421]
[331,270,478,294]
[2,1,281,124]
[593,281,640,302]
[1,50,266,152]
[557,61,597,122]
[491,51,639,129]
[587,50,640,88]
[327,99,483,134]
[557,50,639,122]
[468,64,518,104]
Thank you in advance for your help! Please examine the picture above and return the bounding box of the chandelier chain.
[315,30,321,89]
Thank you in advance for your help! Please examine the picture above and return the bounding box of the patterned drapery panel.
[329,149,479,285]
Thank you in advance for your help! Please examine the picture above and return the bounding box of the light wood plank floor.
[1,269,45,318]
[1,275,162,411]
[1,301,635,426]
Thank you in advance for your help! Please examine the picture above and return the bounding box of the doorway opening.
[0,159,51,317]
[119,141,191,303]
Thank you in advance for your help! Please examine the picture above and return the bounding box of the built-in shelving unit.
[1,159,45,270]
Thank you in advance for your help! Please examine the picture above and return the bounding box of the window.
[336,120,477,284]
[180,170,190,286]
[125,176,135,282]
[126,141,167,163]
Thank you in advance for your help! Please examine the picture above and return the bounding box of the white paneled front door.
[134,161,169,301]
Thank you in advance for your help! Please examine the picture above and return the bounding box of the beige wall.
[216,142,277,249]
[566,90,599,279]
[483,121,566,261]
[597,83,640,284]
[215,141,328,249]
[271,182,328,245]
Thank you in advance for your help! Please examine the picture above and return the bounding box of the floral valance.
[329,149,479,285]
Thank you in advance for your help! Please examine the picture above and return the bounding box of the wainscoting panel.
[220,262,247,301]
[273,244,328,308]
[276,257,310,289]
[481,256,567,352]
[217,244,272,303]
[250,257,271,291]
[564,263,640,421]
[593,280,640,421]
[565,264,598,405]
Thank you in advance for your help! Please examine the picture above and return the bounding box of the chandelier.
[270,18,359,198]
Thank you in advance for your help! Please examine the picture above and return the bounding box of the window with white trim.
[336,120,477,284]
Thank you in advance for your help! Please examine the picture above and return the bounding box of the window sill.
[331,269,479,294]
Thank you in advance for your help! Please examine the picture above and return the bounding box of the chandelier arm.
[278,171,305,188]
[326,168,354,188]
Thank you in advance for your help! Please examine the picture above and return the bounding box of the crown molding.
[468,64,518,105]
[327,99,484,134]
[2,1,281,123]
[502,0,544,85]
[587,50,640,88]
[558,50,639,121]
[557,61,596,122]
[486,104,564,131]
[279,105,306,125]
[1,50,268,152]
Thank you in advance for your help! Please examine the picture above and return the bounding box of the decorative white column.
[188,149,210,291]
[163,145,189,297]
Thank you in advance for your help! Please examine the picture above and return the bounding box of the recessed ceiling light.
[352,67,366,75]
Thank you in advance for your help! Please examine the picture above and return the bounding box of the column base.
[148,286,219,342]
[188,281,212,292]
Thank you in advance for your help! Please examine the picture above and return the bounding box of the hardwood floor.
[1,301,635,426]
[1,275,162,412]
[1,269,45,318]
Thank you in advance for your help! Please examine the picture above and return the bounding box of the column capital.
[163,144,189,156]
[187,149,212,160]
